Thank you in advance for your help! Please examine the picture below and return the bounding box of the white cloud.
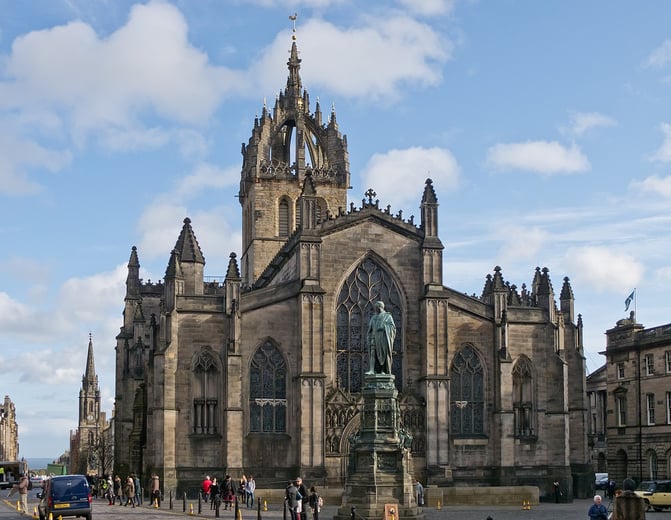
[252,17,452,101]
[0,129,72,195]
[360,146,459,211]
[397,0,456,16]
[567,111,617,136]
[486,141,590,175]
[0,2,238,138]
[631,174,671,198]
[174,163,239,198]
[498,226,549,264]
[562,246,644,293]
[645,39,671,68]
[649,122,671,162]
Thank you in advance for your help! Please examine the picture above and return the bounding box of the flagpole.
[634,287,637,321]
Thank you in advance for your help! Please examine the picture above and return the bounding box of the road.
[1,489,669,520]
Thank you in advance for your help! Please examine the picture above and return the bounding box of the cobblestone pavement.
[2,492,671,520]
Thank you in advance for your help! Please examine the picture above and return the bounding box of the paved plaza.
[2,491,671,520]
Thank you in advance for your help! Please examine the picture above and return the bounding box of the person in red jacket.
[201,475,212,503]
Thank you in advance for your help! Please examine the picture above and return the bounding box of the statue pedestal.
[335,373,424,520]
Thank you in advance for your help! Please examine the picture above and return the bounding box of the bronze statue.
[366,301,396,374]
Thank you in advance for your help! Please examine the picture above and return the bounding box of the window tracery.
[250,341,287,433]
[450,345,484,435]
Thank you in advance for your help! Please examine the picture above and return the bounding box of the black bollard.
[351,506,356,520]
[169,490,173,510]
[198,493,202,514]
[283,498,287,520]
[215,497,221,518]
[235,494,240,519]
[183,491,187,512]
[257,496,262,520]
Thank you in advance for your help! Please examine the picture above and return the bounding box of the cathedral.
[113,36,592,499]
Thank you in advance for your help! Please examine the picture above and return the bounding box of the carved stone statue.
[366,301,396,374]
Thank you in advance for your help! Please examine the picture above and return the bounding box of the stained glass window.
[192,350,218,434]
[250,341,287,433]
[336,258,403,393]
[450,345,484,435]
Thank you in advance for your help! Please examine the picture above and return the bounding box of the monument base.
[334,373,424,520]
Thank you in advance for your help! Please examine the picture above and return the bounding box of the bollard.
[263,499,268,512]
[350,506,356,520]
[154,498,159,508]
[48,513,53,520]
[235,495,241,520]
[189,503,194,515]
[198,493,202,515]
[183,492,187,512]
[170,490,173,509]
[436,500,441,510]
[215,497,221,518]
[389,508,395,520]
[257,496,262,520]
[16,501,20,511]
[33,506,38,519]
[283,498,287,520]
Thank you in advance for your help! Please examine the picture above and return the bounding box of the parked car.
[38,474,92,520]
[635,480,671,512]
[595,473,609,489]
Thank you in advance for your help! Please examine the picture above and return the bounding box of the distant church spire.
[83,333,98,389]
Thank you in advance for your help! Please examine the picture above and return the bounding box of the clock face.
[87,414,94,421]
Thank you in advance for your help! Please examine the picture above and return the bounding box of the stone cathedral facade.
[113,38,592,499]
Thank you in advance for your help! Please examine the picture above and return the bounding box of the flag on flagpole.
[625,290,635,311]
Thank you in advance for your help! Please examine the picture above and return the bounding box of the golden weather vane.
[289,12,298,39]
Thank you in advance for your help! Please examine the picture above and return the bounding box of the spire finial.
[289,13,298,40]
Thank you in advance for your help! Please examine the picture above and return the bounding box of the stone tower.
[74,335,102,474]
[238,35,350,286]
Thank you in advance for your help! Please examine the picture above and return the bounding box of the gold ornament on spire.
[289,13,298,40]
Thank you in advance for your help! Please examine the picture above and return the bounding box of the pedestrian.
[106,475,114,505]
[296,477,309,520]
[553,480,561,503]
[210,477,221,511]
[150,473,161,507]
[202,475,212,503]
[17,473,29,513]
[113,475,123,505]
[588,494,608,520]
[611,478,645,520]
[239,474,247,504]
[222,474,235,510]
[245,475,256,508]
[308,485,322,520]
[285,480,299,520]
[414,479,424,506]
[124,475,136,507]
[134,473,142,506]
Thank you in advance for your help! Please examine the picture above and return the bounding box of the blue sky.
[1,0,670,458]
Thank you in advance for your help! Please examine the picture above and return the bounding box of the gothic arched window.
[512,356,535,438]
[335,257,403,393]
[250,341,287,433]
[192,349,219,434]
[450,345,484,436]
[279,198,290,238]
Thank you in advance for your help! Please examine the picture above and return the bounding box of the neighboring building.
[586,365,607,473]
[604,313,671,483]
[113,36,591,498]
[70,335,109,475]
[0,395,19,460]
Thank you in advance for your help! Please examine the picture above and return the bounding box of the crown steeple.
[238,23,350,286]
